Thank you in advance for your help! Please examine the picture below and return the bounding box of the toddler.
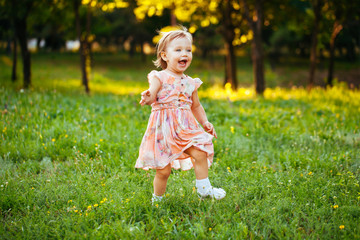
[135,26,226,203]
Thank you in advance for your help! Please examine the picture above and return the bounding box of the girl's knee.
[186,147,207,161]
[156,165,171,179]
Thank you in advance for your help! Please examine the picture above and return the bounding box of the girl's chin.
[177,64,188,70]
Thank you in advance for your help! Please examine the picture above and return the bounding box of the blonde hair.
[153,26,193,69]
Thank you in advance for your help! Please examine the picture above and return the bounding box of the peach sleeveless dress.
[135,70,214,170]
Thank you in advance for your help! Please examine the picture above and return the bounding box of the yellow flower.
[100,139,103,142]
[333,205,339,209]
[52,138,55,142]
[230,126,234,134]
[74,210,78,213]
[155,204,159,208]
[65,134,68,138]
[94,204,98,207]
[87,205,92,210]
[68,200,72,203]
[339,225,345,230]
[308,172,313,175]
[209,228,212,231]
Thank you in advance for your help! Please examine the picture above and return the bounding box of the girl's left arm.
[191,90,217,138]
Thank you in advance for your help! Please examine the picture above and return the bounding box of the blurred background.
[0,0,359,94]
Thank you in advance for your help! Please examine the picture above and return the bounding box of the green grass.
[0,52,360,239]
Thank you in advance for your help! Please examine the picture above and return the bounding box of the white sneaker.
[198,187,226,200]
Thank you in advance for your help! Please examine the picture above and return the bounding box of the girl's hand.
[203,121,217,138]
[139,89,152,106]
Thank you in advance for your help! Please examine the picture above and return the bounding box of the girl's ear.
[161,51,167,61]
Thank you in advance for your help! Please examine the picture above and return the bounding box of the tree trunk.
[11,37,17,82]
[85,4,92,93]
[141,41,146,62]
[308,0,323,91]
[224,40,237,89]
[327,21,343,87]
[252,0,265,95]
[242,0,265,95]
[74,0,90,93]
[222,0,237,90]
[252,36,265,95]
[170,4,177,26]
[15,18,31,89]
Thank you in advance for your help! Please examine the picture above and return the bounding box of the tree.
[73,0,129,93]
[241,0,265,95]
[0,1,18,82]
[9,0,34,89]
[308,0,324,90]
[323,0,360,87]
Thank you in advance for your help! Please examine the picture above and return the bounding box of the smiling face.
[161,37,192,76]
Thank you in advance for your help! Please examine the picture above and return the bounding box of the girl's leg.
[184,147,208,180]
[153,164,172,196]
[185,146,226,200]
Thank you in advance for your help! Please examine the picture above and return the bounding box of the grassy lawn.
[0,52,359,239]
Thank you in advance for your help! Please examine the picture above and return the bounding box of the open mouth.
[179,60,188,66]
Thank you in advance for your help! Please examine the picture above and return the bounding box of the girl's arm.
[139,76,161,106]
[191,90,217,138]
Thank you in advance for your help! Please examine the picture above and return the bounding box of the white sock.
[196,177,226,200]
[152,193,163,203]
[196,178,211,195]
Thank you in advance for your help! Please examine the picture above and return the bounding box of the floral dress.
[135,70,214,170]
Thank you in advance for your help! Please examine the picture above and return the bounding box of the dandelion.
[95,143,98,147]
[65,134,68,138]
[52,138,55,142]
[94,204,98,207]
[74,210,78,213]
[155,204,159,208]
[209,228,212,231]
[339,225,345,230]
[308,172,313,175]
[227,167,231,173]
[230,126,234,134]
[68,200,72,203]
[333,205,339,209]
[300,173,303,177]
[87,205,92,210]
[100,139,103,142]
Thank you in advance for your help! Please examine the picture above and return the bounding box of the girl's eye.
[187,49,192,52]
[176,49,181,52]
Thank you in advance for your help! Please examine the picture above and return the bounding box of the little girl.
[135,26,226,203]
